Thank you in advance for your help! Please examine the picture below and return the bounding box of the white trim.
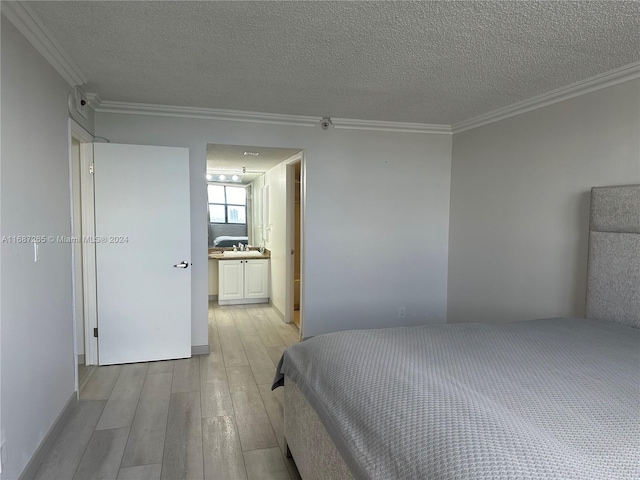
[70,118,94,143]
[284,152,304,328]
[95,101,452,134]
[96,101,320,127]
[452,61,640,134]
[332,118,451,135]
[1,1,87,87]
[80,143,99,366]
[86,93,102,111]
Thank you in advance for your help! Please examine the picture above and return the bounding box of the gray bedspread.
[273,318,640,480]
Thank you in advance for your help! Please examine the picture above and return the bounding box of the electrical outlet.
[398,306,406,318]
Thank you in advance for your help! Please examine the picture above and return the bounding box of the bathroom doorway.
[290,160,302,328]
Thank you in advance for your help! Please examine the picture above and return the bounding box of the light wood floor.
[34,302,301,480]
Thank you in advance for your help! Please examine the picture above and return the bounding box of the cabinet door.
[219,260,244,301]
[244,259,269,299]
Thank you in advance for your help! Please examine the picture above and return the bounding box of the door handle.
[173,261,190,269]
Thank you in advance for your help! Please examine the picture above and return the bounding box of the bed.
[212,235,248,248]
[272,185,640,480]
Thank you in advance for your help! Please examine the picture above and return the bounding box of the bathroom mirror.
[206,143,302,248]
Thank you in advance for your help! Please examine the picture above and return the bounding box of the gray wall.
[95,114,453,339]
[447,79,640,324]
[1,15,94,479]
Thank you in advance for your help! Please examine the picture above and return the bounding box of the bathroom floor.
[33,302,301,480]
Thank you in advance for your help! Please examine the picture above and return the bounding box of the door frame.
[69,119,98,391]
[284,152,305,335]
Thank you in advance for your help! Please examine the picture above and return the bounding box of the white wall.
[448,79,640,324]
[95,113,453,338]
[1,15,94,479]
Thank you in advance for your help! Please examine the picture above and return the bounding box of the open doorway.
[69,119,97,391]
[290,160,302,329]
[206,144,304,332]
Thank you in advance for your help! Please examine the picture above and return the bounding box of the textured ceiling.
[28,1,640,124]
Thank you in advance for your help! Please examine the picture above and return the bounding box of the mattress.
[273,317,640,480]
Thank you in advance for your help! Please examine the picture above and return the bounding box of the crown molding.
[2,1,87,87]
[452,62,640,134]
[96,101,450,133]
[95,101,320,127]
[86,93,102,111]
[332,117,451,134]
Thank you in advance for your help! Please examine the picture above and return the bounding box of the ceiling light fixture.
[219,174,226,181]
[232,175,239,181]
[243,152,259,156]
[206,174,213,180]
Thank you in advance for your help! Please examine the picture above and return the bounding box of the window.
[208,185,246,224]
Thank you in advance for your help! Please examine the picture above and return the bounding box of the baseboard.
[191,344,210,356]
[218,298,268,306]
[77,353,85,365]
[208,294,218,301]
[19,392,77,480]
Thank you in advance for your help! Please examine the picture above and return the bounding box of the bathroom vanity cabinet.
[218,258,270,305]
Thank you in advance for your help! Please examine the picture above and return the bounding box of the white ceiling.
[27,1,640,125]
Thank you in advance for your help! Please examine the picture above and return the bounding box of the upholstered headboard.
[585,185,640,328]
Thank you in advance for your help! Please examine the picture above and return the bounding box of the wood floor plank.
[207,321,223,355]
[233,311,258,336]
[263,308,285,325]
[199,352,226,383]
[72,427,129,480]
[202,416,248,480]
[214,308,235,327]
[226,366,259,394]
[250,315,286,348]
[96,363,148,430]
[80,365,122,400]
[33,401,106,480]
[121,372,172,468]
[218,326,249,367]
[243,448,290,480]
[201,376,235,418]
[258,384,286,454]
[240,335,278,385]
[162,392,204,480]
[265,346,287,367]
[147,360,175,375]
[172,357,200,393]
[232,391,278,451]
[117,464,162,480]
[272,323,300,347]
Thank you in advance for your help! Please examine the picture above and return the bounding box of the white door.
[244,259,269,299]
[94,143,191,365]
[219,260,244,301]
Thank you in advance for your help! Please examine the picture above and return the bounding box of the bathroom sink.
[222,250,264,258]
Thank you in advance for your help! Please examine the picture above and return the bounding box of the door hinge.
[89,163,94,174]
[93,327,98,338]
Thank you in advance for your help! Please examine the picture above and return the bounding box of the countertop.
[208,248,270,260]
